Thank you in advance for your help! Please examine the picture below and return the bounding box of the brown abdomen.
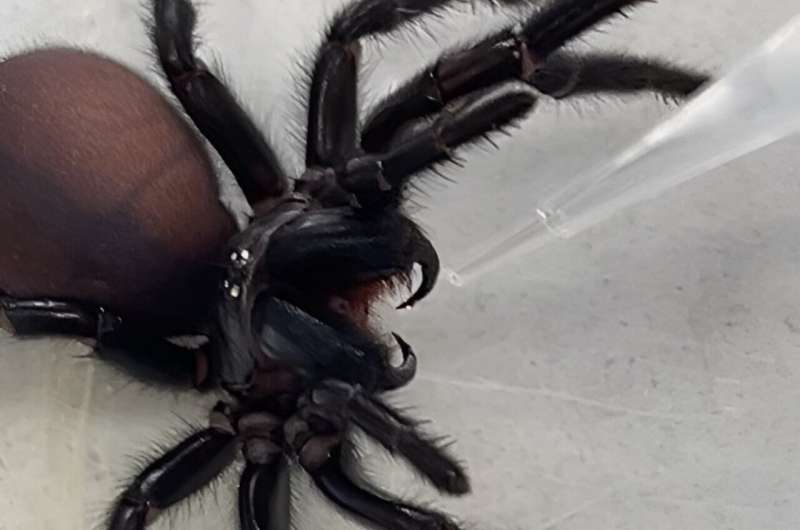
[0,48,235,331]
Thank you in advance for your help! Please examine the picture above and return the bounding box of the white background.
[1,1,799,529]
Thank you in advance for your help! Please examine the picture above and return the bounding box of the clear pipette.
[449,13,800,286]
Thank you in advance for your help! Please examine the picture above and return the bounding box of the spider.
[0,0,707,528]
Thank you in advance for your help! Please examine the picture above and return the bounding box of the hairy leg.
[304,0,486,169]
[0,296,208,387]
[362,0,707,151]
[109,427,238,530]
[299,0,537,200]
[344,89,537,208]
[238,460,284,530]
[151,0,288,207]
[313,448,461,530]
[298,381,470,495]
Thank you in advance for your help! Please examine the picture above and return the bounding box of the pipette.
[449,13,800,286]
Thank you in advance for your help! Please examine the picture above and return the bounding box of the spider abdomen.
[0,48,235,329]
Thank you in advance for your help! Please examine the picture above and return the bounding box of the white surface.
[2,1,800,529]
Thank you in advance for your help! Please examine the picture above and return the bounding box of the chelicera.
[0,0,707,528]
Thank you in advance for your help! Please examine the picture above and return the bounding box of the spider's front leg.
[297,0,539,204]
[362,0,709,152]
[151,0,288,206]
[341,88,537,209]
[303,0,488,169]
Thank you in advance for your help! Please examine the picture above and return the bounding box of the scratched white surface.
[1,1,800,529]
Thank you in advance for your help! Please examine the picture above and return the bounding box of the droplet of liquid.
[445,268,463,287]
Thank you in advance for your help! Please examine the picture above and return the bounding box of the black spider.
[0,0,708,528]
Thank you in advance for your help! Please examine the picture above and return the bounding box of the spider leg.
[239,461,284,530]
[0,297,118,337]
[286,392,463,527]
[303,24,358,169]
[151,0,288,207]
[351,394,469,495]
[362,0,708,151]
[0,296,209,388]
[303,0,458,170]
[343,88,537,208]
[313,448,462,530]
[526,51,709,99]
[109,427,238,530]
[308,381,469,495]
[300,0,526,185]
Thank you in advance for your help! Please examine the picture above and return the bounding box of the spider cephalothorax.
[0,0,707,528]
